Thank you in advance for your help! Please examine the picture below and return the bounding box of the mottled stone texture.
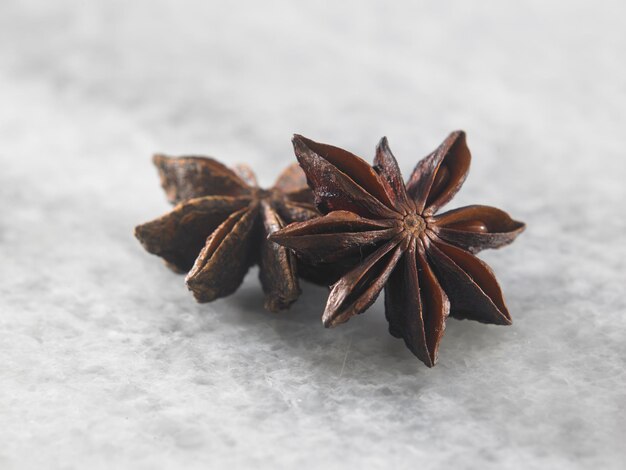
[0,1,624,469]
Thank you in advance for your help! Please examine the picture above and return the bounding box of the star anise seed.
[135,154,319,311]
[270,132,525,366]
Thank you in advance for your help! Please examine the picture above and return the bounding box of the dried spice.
[135,154,319,311]
[270,132,525,366]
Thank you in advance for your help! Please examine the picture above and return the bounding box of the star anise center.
[402,213,426,239]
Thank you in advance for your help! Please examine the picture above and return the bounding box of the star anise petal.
[415,245,450,363]
[384,243,428,360]
[425,236,512,325]
[406,131,471,215]
[258,201,301,312]
[431,205,526,253]
[185,205,259,302]
[273,163,309,193]
[233,163,259,187]
[385,242,450,367]
[292,135,398,219]
[293,135,396,207]
[374,137,412,210]
[153,154,250,204]
[323,238,404,327]
[269,211,399,264]
[134,196,250,273]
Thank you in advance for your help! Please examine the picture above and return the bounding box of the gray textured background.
[1,1,625,469]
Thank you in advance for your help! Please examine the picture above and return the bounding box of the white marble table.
[1,1,624,468]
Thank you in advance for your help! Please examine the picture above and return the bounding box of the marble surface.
[1,1,625,469]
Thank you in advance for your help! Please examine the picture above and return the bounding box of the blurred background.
[0,1,625,469]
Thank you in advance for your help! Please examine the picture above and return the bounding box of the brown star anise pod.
[135,154,318,311]
[270,131,525,366]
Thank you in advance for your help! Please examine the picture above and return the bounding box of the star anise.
[135,154,318,311]
[270,132,525,366]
